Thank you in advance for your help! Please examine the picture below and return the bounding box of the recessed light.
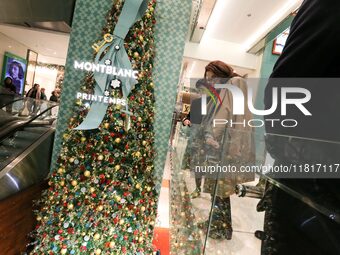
[53,52,57,55]
[8,45,12,48]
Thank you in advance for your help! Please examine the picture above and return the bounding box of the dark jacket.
[264,0,340,141]
[49,94,58,102]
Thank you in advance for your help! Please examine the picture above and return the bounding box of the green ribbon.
[75,0,149,130]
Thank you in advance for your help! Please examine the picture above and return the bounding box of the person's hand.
[183,119,191,126]
[206,137,220,149]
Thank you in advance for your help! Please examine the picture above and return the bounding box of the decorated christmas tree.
[29,0,159,254]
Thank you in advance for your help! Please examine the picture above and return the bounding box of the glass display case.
[169,122,340,255]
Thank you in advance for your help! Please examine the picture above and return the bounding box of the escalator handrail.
[1,96,59,108]
[0,96,26,108]
[0,104,59,142]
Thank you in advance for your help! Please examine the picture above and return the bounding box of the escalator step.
[13,131,42,140]
[23,127,50,134]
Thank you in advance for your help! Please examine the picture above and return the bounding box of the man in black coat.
[261,0,340,254]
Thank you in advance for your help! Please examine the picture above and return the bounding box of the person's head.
[41,88,45,93]
[4,77,13,86]
[8,61,24,80]
[33,83,40,90]
[204,60,239,80]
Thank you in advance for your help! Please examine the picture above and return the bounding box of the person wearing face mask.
[196,61,255,240]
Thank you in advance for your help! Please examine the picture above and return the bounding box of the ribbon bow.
[75,0,149,130]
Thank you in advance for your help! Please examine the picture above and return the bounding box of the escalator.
[0,96,58,200]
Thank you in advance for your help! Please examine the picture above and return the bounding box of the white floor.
[185,171,264,255]
[157,144,265,254]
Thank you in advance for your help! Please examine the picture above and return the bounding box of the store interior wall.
[255,15,295,111]
[0,30,67,97]
[32,65,58,98]
[0,32,28,77]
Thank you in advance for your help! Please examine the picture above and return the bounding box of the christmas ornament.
[30,0,159,254]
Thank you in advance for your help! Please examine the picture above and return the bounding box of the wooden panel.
[0,181,48,254]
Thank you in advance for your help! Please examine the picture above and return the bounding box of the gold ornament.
[80,137,86,142]
[138,237,144,243]
[109,242,115,248]
[57,168,64,174]
[136,183,141,189]
[139,35,144,42]
[60,249,67,254]
[134,52,139,58]
[115,165,121,171]
[115,138,121,144]
[119,219,125,225]
[95,249,102,255]
[97,205,104,211]
[71,180,78,186]
[142,141,147,146]
[84,170,91,177]
[97,155,104,161]
[36,216,42,221]
[60,181,65,186]
[137,117,142,122]
[141,206,146,212]
[69,157,75,163]
[67,204,74,210]
[104,122,110,129]
[90,187,95,193]
[93,233,101,240]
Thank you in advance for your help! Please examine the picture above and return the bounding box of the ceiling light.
[8,45,12,48]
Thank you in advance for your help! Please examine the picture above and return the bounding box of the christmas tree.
[30,0,159,254]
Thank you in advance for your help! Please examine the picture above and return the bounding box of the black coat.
[264,0,340,141]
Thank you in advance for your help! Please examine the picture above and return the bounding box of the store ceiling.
[204,0,302,48]
[0,24,70,60]
[0,0,75,31]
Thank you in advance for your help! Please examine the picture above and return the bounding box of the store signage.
[71,0,149,130]
[76,92,127,106]
[74,60,139,79]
